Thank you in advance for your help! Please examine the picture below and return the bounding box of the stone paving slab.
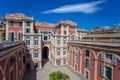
[23,61,86,80]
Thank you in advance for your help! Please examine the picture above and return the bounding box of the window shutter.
[11,32,14,41]
[112,54,117,65]
[87,60,89,68]
[89,60,91,69]
[76,56,78,62]
[101,65,105,77]
[100,52,105,61]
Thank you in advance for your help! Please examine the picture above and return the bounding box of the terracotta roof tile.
[35,22,56,27]
[58,20,77,26]
[5,13,33,20]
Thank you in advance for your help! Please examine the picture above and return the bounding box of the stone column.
[94,58,98,80]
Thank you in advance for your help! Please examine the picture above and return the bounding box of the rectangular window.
[63,49,66,55]
[64,25,66,28]
[44,35,48,40]
[63,59,66,64]
[9,32,14,41]
[86,50,90,57]
[10,56,15,67]
[18,33,22,41]
[67,53,70,58]
[26,22,30,26]
[74,55,78,62]
[56,59,61,65]
[10,70,14,80]
[100,65,112,80]
[34,63,39,70]
[57,49,60,56]
[106,54,112,60]
[85,71,89,79]
[19,22,23,27]
[64,30,67,35]
[57,38,60,44]
[78,37,80,40]
[63,38,66,44]
[34,50,39,58]
[26,28,30,33]
[86,59,91,69]
[10,21,14,26]
[106,66,112,80]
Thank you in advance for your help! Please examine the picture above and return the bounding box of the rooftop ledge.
[68,40,120,47]
[0,41,24,51]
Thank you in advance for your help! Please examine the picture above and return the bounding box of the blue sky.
[0,0,120,30]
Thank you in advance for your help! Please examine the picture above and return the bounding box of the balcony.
[84,33,120,38]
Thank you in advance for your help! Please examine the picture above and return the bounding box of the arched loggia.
[42,46,49,67]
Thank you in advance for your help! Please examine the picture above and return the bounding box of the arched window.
[34,50,39,58]
[25,36,30,46]
[34,37,38,46]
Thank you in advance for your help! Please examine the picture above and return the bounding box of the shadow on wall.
[22,46,50,80]
[22,47,37,80]
[42,46,49,67]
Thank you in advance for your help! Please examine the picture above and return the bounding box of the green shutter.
[26,22,30,26]
[10,70,14,80]
[10,21,14,26]
[86,59,89,68]
[11,32,14,41]
[86,50,90,57]
[18,33,22,41]
[106,66,112,80]
[19,22,22,26]
[85,71,89,79]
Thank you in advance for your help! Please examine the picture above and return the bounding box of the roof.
[58,20,77,26]
[5,13,33,20]
[35,21,56,27]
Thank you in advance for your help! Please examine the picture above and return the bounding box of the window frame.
[26,21,30,26]
[9,21,14,26]
[34,37,38,46]
[34,50,39,58]
[19,22,23,27]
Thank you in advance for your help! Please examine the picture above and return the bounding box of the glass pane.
[26,22,30,26]
[19,22,22,26]
[86,50,90,57]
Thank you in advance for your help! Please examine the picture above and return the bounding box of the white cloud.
[41,0,105,14]
[103,26,111,28]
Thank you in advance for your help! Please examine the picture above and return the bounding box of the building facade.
[5,13,82,70]
[4,13,120,80]
[0,41,26,80]
[0,17,5,40]
[84,27,120,42]
[68,41,120,80]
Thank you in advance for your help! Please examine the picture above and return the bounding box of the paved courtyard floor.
[23,61,86,80]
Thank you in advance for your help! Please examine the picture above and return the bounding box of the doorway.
[42,46,49,67]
